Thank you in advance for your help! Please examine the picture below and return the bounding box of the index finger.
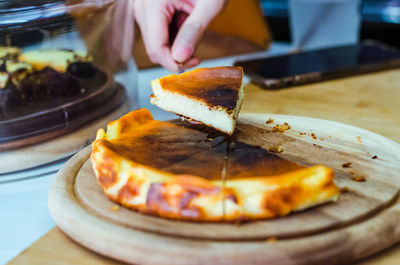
[140,2,180,72]
[171,0,226,63]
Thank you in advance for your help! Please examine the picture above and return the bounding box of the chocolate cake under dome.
[0,0,138,174]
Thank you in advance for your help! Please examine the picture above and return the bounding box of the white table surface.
[0,42,292,265]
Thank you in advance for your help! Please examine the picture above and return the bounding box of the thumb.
[171,0,225,63]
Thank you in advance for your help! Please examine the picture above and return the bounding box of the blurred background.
[1,0,399,60]
[262,0,400,48]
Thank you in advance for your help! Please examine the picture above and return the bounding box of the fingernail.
[172,46,193,63]
[177,64,185,74]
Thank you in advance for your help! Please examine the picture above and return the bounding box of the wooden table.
[9,68,400,264]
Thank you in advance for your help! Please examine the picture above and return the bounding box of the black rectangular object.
[234,42,400,89]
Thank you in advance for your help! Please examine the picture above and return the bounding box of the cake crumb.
[311,133,317,139]
[349,171,355,175]
[340,187,350,193]
[269,145,283,153]
[356,136,362,143]
[342,162,352,168]
[352,176,366,182]
[266,118,274,124]
[110,205,120,211]
[299,132,306,136]
[372,155,378,159]
[234,219,245,226]
[313,144,322,148]
[272,123,291,133]
[266,237,277,243]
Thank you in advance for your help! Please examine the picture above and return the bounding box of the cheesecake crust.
[155,67,243,110]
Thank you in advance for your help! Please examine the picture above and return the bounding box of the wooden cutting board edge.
[47,115,400,265]
[72,114,400,241]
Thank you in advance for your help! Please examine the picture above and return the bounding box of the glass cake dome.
[0,0,138,151]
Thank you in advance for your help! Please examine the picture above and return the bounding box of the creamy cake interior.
[150,67,244,135]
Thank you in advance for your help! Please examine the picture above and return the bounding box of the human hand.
[133,0,227,72]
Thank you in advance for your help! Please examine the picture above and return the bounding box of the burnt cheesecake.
[150,67,244,135]
[91,109,340,221]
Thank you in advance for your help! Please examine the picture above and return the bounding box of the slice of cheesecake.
[150,67,244,135]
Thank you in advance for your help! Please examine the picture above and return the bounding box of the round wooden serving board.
[49,114,400,265]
